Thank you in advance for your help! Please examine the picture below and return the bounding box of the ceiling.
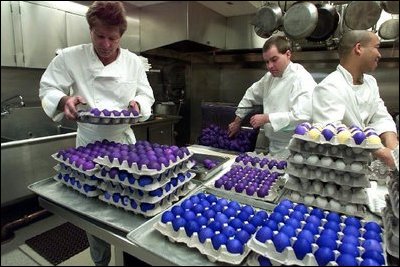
[123,1,263,17]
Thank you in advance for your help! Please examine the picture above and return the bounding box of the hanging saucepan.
[283,2,319,40]
[306,3,340,42]
[277,1,297,12]
[344,1,382,30]
[380,1,399,14]
[378,18,399,40]
[251,2,283,38]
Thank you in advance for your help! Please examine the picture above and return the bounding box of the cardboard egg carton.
[286,164,370,188]
[387,175,399,219]
[233,152,287,173]
[284,189,369,218]
[99,172,195,204]
[98,181,196,217]
[54,164,101,186]
[391,146,399,171]
[76,110,141,125]
[382,197,399,258]
[96,165,194,191]
[52,153,100,175]
[288,138,371,162]
[288,153,370,175]
[53,173,101,197]
[93,153,194,176]
[284,175,369,205]
[247,201,386,266]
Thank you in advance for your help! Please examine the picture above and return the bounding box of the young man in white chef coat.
[312,30,398,168]
[39,1,154,265]
[228,36,316,158]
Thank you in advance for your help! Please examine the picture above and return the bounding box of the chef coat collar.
[89,44,123,78]
[337,64,364,86]
[281,62,294,79]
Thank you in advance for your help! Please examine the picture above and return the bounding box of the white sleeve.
[235,78,264,118]
[132,60,155,121]
[39,53,73,122]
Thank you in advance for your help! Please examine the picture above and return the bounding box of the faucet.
[1,95,25,117]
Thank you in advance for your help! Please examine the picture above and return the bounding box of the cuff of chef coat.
[41,91,66,122]
[269,112,290,132]
[370,121,397,136]
[133,96,152,122]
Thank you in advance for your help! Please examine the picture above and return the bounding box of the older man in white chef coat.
[228,36,316,158]
[312,30,398,168]
[39,1,154,265]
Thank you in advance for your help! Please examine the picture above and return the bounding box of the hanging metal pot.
[380,1,399,14]
[344,1,382,30]
[251,2,283,38]
[283,2,319,40]
[378,18,399,40]
[306,3,340,42]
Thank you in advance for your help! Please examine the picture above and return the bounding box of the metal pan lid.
[378,18,399,40]
[344,1,382,30]
[283,2,319,40]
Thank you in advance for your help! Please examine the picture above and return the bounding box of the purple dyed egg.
[295,125,308,135]
[321,128,335,141]
[352,131,366,145]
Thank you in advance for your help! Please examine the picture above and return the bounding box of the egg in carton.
[284,175,369,205]
[246,252,281,266]
[77,108,141,125]
[288,138,371,162]
[387,176,399,219]
[286,164,371,188]
[93,151,194,177]
[54,173,101,197]
[154,192,270,265]
[382,197,399,258]
[293,123,383,150]
[99,181,196,217]
[391,146,399,171]
[52,152,100,176]
[96,165,193,191]
[247,199,386,266]
[234,152,287,174]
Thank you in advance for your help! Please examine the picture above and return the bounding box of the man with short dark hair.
[228,35,316,157]
[312,30,398,168]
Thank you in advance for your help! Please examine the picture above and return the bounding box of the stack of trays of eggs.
[211,153,287,202]
[283,122,382,217]
[53,146,103,197]
[368,159,392,185]
[247,198,387,266]
[92,140,196,217]
[381,166,399,261]
[154,192,270,265]
[77,108,141,125]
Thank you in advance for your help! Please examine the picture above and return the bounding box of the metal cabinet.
[66,12,91,47]
[1,1,16,66]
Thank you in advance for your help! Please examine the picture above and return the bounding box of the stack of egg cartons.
[154,191,270,265]
[283,122,382,217]
[53,139,196,217]
[211,152,287,202]
[247,198,387,266]
[382,146,399,264]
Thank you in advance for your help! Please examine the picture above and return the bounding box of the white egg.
[350,162,363,172]
[317,144,327,154]
[329,199,342,211]
[315,196,328,208]
[314,169,322,179]
[321,156,333,167]
[304,195,315,205]
[330,146,339,155]
[325,183,337,196]
[346,204,358,214]
[303,142,311,152]
[293,153,304,163]
[328,171,337,181]
[301,167,309,177]
[335,160,346,170]
[345,147,354,157]
[343,157,354,165]
[352,147,364,154]
[291,191,301,201]
[308,142,318,148]
[307,155,319,165]
[341,189,351,200]
[313,180,323,193]
[301,180,311,191]
[342,173,352,184]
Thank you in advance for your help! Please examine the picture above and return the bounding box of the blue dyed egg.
[192,204,204,214]
[274,204,290,216]
[310,208,325,219]
[285,218,301,229]
[263,219,279,231]
[316,236,337,250]
[362,239,383,253]
[214,213,229,224]
[326,212,341,223]
[344,216,362,228]
[226,239,244,254]
[258,255,272,266]
[343,225,361,238]
[280,199,294,208]
[208,221,223,232]
[269,212,284,223]
[364,221,382,233]
[360,259,380,266]
[324,220,341,232]
[297,230,314,244]
[322,128,335,141]
[241,205,255,215]
[295,125,308,135]
[185,221,201,237]
[294,204,308,214]
[255,210,269,220]
[314,247,335,266]
[290,210,305,221]
[250,215,264,227]
[235,229,251,244]
[303,222,319,235]
[256,226,273,243]
[341,235,359,246]
[211,233,228,250]
[293,238,312,260]
[339,243,360,257]
[273,232,291,252]
[352,131,366,145]
[320,228,338,240]
[306,215,321,227]
[171,206,184,216]
[183,210,196,221]
[161,211,175,224]
[229,218,243,230]
[243,223,257,235]
[279,225,296,238]
[198,227,214,243]
[362,250,385,265]
[337,254,358,266]
[195,215,208,226]
[363,230,382,242]
[172,217,187,231]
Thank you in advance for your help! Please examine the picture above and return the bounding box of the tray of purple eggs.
[233,152,287,173]
[293,123,383,150]
[54,163,101,187]
[53,172,101,197]
[190,153,230,181]
[53,148,101,176]
[77,108,141,125]
[248,199,387,266]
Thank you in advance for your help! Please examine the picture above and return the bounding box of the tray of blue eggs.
[54,163,102,186]
[382,197,399,258]
[288,138,371,163]
[286,189,369,218]
[98,181,196,217]
[190,153,230,181]
[233,152,287,174]
[96,165,194,191]
[387,176,399,219]
[98,172,196,204]
[93,142,194,177]
[210,165,283,202]
[53,149,100,176]
[53,172,101,197]
[154,191,272,265]
[77,108,141,125]
[289,152,369,175]
[284,175,369,205]
[285,164,371,188]
[246,252,280,266]
[247,199,387,266]
[293,123,383,150]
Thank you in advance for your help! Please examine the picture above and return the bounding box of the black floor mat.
[25,222,89,265]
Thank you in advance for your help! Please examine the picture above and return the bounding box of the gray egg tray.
[190,153,230,181]
[76,110,141,125]
[292,134,383,150]
[387,175,399,219]
[382,196,399,258]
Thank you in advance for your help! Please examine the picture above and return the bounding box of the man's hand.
[373,147,395,169]
[129,100,140,113]
[228,120,241,138]
[59,96,87,120]
[250,114,269,128]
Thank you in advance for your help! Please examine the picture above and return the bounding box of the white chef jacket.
[312,64,396,135]
[236,62,316,155]
[39,43,155,147]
